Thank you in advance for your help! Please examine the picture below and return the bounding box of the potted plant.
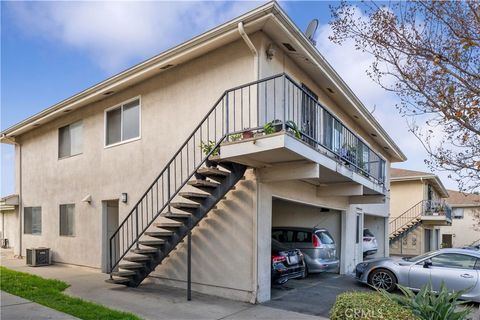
[263,119,283,135]
[285,120,301,139]
[200,140,219,168]
[242,129,254,139]
[229,133,242,142]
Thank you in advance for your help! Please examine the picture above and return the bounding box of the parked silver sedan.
[355,248,480,302]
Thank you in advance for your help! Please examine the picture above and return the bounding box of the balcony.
[421,200,452,225]
[216,74,387,196]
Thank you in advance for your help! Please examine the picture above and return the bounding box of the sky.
[0,1,460,196]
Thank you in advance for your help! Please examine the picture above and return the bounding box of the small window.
[24,207,41,235]
[59,204,75,236]
[105,98,140,146]
[431,253,477,270]
[453,208,464,219]
[59,121,83,158]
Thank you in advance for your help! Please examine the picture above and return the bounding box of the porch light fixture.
[266,44,276,60]
[121,193,128,203]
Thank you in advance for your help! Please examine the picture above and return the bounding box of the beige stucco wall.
[440,207,480,247]
[390,180,425,219]
[17,34,257,269]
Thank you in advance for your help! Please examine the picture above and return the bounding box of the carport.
[271,198,342,271]
[363,213,388,259]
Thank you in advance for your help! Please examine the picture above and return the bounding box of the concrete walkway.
[1,250,326,320]
[1,291,78,320]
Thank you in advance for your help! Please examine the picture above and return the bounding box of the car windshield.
[363,229,374,237]
[404,252,434,262]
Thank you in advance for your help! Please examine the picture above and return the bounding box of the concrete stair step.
[118,263,144,270]
[111,270,136,277]
[154,221,183,228]
[131,248,159,254]
[105,278,130,285]
[138,240,165,248]
[124,255,152,262]
[179,192,209,203]
[187,180,219,191]
[144,231,174,238]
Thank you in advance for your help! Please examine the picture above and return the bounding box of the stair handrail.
[389,200,425,237]
[108,73,285,272]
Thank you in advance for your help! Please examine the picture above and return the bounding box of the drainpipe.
[238,22,259,80]
[238,23,259,301]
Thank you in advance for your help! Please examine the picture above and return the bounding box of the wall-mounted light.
[266,44,276,60]
[121,193,128,203]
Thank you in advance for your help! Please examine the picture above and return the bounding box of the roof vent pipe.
[238,22,259,80]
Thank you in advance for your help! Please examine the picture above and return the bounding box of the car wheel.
[368,269,397,292]
[301,266,308,279]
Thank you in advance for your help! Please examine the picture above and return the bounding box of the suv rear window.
[295,231,312,243]
[271,229,295,243]
[363,229,375,237]
[316,230,334,244]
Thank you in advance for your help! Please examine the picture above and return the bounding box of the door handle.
[460,274,474,279]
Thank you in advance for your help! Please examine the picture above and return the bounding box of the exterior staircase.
[106,161,246,286]
[389,200,452,243]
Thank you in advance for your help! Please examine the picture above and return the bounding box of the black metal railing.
[109,73,387,272]
[390,200,452,237]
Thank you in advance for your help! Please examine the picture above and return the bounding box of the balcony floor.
[219,132,385,196]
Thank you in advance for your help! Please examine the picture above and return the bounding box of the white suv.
[363,228,378,257]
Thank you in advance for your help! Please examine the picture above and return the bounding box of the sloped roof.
[446,190,480,207]
[391,168,431,178]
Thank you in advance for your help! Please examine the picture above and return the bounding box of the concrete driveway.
[265,272,370,318]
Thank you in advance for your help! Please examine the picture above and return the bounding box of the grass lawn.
[0,266,141,320]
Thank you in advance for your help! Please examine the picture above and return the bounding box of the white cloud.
[10,1,261,72]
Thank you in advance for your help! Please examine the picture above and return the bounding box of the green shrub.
[330,292,417,320]
[381,283,472,320]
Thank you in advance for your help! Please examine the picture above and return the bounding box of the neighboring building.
[440,190,480,248]
[389,168,452,256]
[0,2,405,303]
[0,195,19,251]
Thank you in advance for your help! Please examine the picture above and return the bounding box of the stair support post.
[187,231,192,301]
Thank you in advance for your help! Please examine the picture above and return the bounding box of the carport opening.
[363,214,387,260]
[270,198,342,298]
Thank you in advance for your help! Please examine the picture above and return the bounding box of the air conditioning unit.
[26,247,51,267]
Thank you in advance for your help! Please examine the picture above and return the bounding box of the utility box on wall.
[26,247,51,267]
